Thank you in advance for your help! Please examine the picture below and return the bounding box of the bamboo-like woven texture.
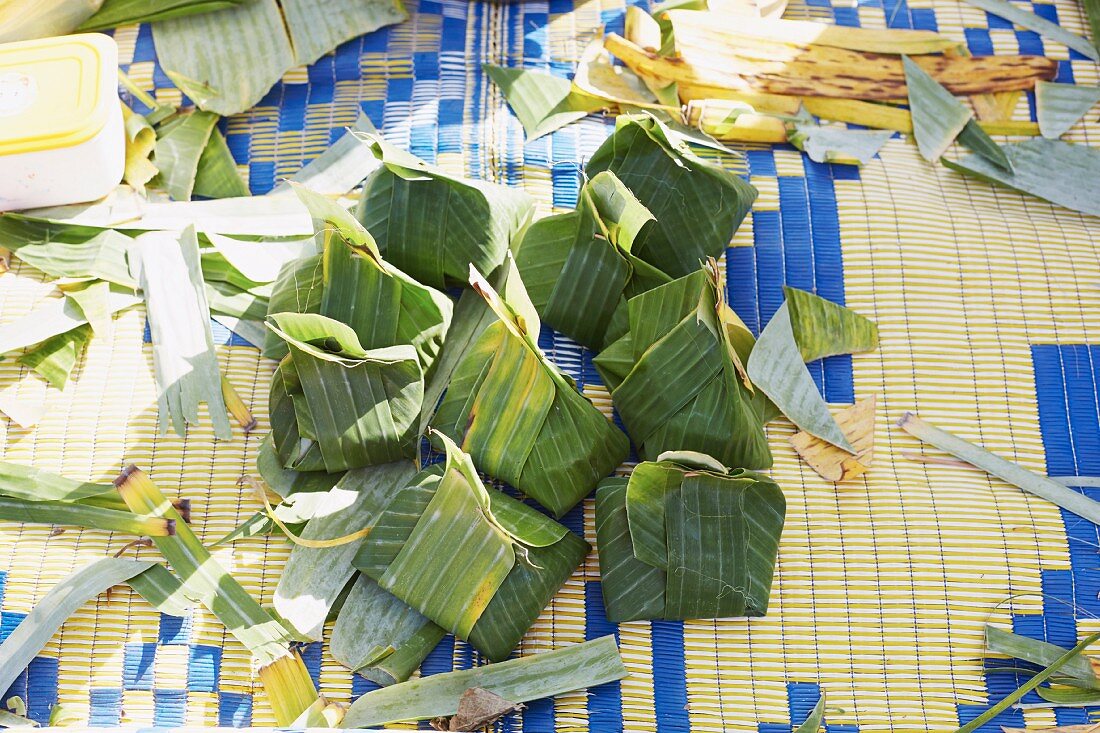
[1,0,1099,729]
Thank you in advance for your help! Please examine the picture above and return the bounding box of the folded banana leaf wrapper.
[356,136,535,290]
[267,186,453,473]
[349,435,589,663]
[595,451,786,622]
[583,114,757,279]
[594,261,773,469]
[432,266,630,517]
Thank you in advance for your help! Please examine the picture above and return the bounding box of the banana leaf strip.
[483,64,608,141]
[585,113,757,278]
[961,0,1099,62]
[788,124,892,165]
[795,692,826,733]
[274,461,416,640]
[342,635,627,728]
[331,574,446,685]
[595,264,773,468]
[350,435,589,661]
[433,265,628,516]
[129,227,231,439]
[78,0,253,31]
[193,128,250,199]
[206,279,270,320]
[4,229,136,288]
[122,105,158,193]
[784,286,878,362]
[1035,686,1100,706]
[17,325,91,390]
[0,461,117,503]
[271,112,380,196]
[205,233,317,286]
[594,454,785,621]
[125,563,197,618]
[513,170,667,349]
[61,280,113,335]
[986,625,1100,690]
[267,313,423,471]
[0,558,162,702]
[0,290,140,357]
[356,136,535,289]
[898,413,1100,524]
[0,496,175,536]
[903,55,972,162]
[137,196,313,236]
[152,0,408,116]
[943,137,1100,218]
[152,110,220,202]
[1052,476,1100,488]
[956,119,1013,173]
[1035,82,1100,139]
[747,302,854,452]
[668,10,961,55]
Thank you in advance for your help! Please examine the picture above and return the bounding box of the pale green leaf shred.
[1036,81,1100,139]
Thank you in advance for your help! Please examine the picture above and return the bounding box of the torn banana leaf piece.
[594,453,785,622]
[790,395,876,482]
[267,313,423,471]
[271,112,380,196]
[4,228,136,289]
[331,574,445,685]
[152,0,408,116]
[17,324,91,390]
[986,625,1100,690]
[0,289,140,358]
[1035,82,1100,139]
[274,460,417,640]
[784,286,878,362]
[747,302,853,452]
[788,125,892,165]
[942,138,1100,218]
[484,64,607,141]
[595,264,773,469]
[343,635,627,728]
[432,265,628,516]
[350,436,589,662]
[130,227,231,440]
[152,110,218,201]
[513,170,668,349]
[78,0,254,31]
[122,105,158,193]
[903,55,972,162]
[586,114,756,278]
[356,136,534,289]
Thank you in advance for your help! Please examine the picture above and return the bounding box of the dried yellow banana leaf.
[604,31,1056,100]
[350,434,589,662]
[595,262,773,469]
[432,261,628,517]
[595,452,785,621]
[790,395,876,482]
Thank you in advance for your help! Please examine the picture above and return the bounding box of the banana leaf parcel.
[432,264,630,517]
[594,261,773,469]
[350,435,589,662]
[594,452,785,621]
[356,137,534,290]
[512,170,671,350]
[585,114,757,279]
[266,186,452,473]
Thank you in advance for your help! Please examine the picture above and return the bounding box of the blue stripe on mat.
[651,620,689,732]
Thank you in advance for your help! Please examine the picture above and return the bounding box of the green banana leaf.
[3,228,136,288]
[193,127,250,199]
[483,64,607,141]
[788,125,892,166]
[267,313,423,471]
[747,302,853,452]
[432,264,629,517]
[152,0,408,116]
[513,170,672,350]
[270,112,379,196]
[330,574,446,685]
[784,286,878,362]
[1035,82,1100,139]
[262,254,323,360]
[962,0,1099,61]
[273,461,417,640]
[594,452,785,621]
[63,280,113,335]
[902,55,972,163]
[17,324,91,390]
[0,496,175,536]
[350,435,589,662]
[942,137,1100,218]
[356,136,535,290]
[986,625,1100,690]
[595,264,772,469]
[0,460,116,503]
[585,113,757,278]
[796,693,827,733]
[78,0,253,30]
[343,635,627,729]
[129,227,231,440]
[153,111,219,201]
[0,289,141,357]
[956,119,1013,173]
[1036,686,1100,706]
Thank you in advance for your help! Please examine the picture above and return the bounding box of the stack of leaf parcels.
[432,267,630,517]
[595,452,786,621]
[266,186,453,473]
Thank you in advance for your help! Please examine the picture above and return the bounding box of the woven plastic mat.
[1,0,1099,729]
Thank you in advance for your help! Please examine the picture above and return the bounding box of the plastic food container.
[0,34,124,212]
